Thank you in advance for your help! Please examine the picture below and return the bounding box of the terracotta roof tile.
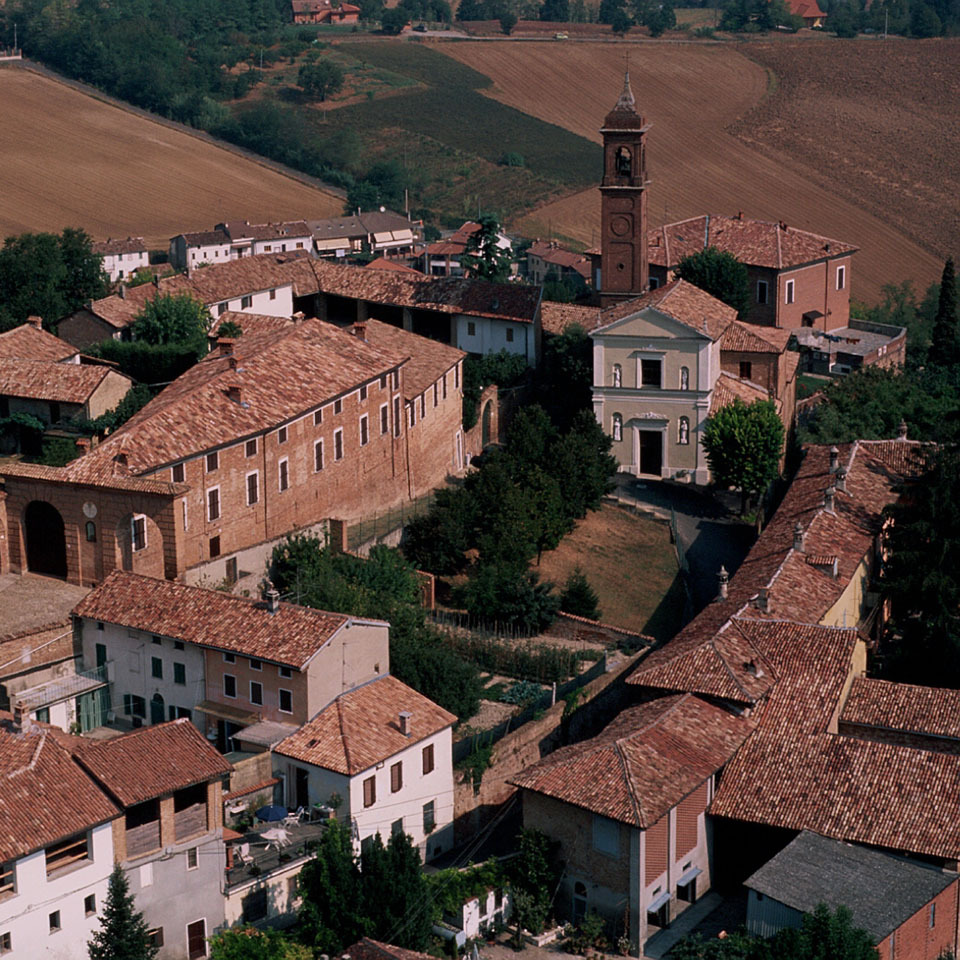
[0,357,129,404]
[347,939,436,960]
[512,694,753,827]
[73,571,356,669]
[718,321,792,354]
[0,723,119,862]
[72,719,231,807]
[365,258,422,275]
[274,674,455,774]
[528,241,591,276]
[219,220,311,242]
[540,302,603,336]
[92,237,147,256]
[709,371,771,415]
[357,319,463,399]
[594,280,737,341]
[0,459,186,495]
[841,677,960,743]
[0,322,78,362]
[647,215,857,270]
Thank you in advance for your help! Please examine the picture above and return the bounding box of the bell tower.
[599,72,650,307]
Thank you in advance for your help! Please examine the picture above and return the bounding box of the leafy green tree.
[508,830,559,939]
[539,0,570,17]
[599,0,627,22]
[460,216,513,282]
[535,325,593,430]
[298,58,345,102]
[929,257,958,367]
[209,928,311,959]
[831,2,859,36]
[403,486,475,574]
[610,8,632,30]
[910,2,942,35]
[381,7,409,31]
[675,246,751,319]
[88,864,158,960]
[216,319,244,338]
[560,567,601,619]
[702,398,784,514]
[500,10,519,31]
[880,446,960,687]
[460,558,559,632]
[549,410,618,518]
[131,293,210,346]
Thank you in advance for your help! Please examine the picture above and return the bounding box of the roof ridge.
[337,697,353,774]
[5,729,48,779]
[614,738,646,827]
[710,635,757,700]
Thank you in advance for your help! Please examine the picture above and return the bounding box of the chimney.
[75,437,90,456]
[756,586,771,614]
[793,521,805,553]
[227,384,243,404]
[152,273,160,288]
[399,711,412,737]
[228,357,238,371]
[898,417,908,440]
[118,284,127,300]
[218,337,236,357]
[737,210,743,220]
[27,315,42,329]
[835,467,847,493]
[353,321,367,341]
[779,221,788,232]
[829,445,839,474]
[263,579,280,614]
[115,450,128,468]
[824,485,836,512]
[716,566,729,602]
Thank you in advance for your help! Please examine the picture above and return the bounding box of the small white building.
[170,221,313,272]
[273,673,456,862]
[0,720,119,960]
[93,238,149,283]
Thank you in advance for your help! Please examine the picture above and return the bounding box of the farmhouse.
[92,237,149,283]
[0,317,79,362]
[309,211,419,259]
[526,239,591,287]
[0,317,464,587]
[418,221,513,278]
[291,0,360,23]
[169,220,313,272]
[783,0,827,27]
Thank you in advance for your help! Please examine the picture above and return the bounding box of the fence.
[345,490,436,554]
[452,655,607,764]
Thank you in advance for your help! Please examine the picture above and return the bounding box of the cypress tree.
[930,257,958,367]
[88,864,158,960]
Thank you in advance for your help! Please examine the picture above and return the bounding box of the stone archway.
[24,500,67,578]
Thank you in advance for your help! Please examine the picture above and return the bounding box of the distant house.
[783,0,826,27]
[526,240,591,286]
[308,211,420,259]
[418,221,513,278]
[92,237,149,283]
[0,317,80,363]
[291,0,360,23]
[273,673,457,862]
[513,693,754,953]
[746,831,958,958]
[169,221,313,272]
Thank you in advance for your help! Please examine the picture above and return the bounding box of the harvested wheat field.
[0,66,342,249]
[441,41,943,303]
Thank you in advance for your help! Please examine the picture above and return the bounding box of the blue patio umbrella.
[256,804,287,822]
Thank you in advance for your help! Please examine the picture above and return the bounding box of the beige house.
[590,280,754,484]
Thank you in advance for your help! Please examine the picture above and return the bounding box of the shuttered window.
[676,783,708,858]
[644,816,668,882]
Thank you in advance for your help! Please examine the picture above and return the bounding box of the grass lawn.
[536,503,684,643]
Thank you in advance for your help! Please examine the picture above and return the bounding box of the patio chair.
[283,806,305,828]
[237,843,253,865]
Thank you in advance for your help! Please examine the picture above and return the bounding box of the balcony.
[225,819,332,890]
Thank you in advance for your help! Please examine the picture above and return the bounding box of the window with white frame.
[612,414,623,442]
[250,681,263,706]
[314,439,324,472]
[837,265,846,290]
[206,451,218,473]
[245,438,257,457]
[207,487,220,522]
[278,458,289,492]
[334,428,343,461]
[172,462,185,483]
[278,688,292,713]
[785,279,795,304]
[246,472,259,506]
[314,409,323,427]
[334,398,342,415]
[277,425,288,444]
[223,675,237,699]
[132,515,147,551]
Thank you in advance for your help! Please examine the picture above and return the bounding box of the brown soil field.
[440,40,943,303]
[535,503,683,642]
[0,66,342,249]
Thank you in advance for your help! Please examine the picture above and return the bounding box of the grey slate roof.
[745,830,955,941]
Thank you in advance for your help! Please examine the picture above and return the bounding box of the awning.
[373,232,393,243]
[647,890,671,914]
[391,229,414,242]
[678,866,702,887]
[195,700,260,724]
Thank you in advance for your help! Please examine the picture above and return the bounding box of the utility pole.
[884,9,888,39]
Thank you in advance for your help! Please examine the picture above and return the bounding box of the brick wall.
[57,311,119,349]
[464,383,499,460]
[404,365,464,497]
[877,878,959,960]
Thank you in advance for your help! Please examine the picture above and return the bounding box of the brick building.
[526,240,591,287]
[0,318,464,587]
[291,0,360,24]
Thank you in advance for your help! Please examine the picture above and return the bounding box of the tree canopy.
[88,864,158,960]
[674,246,751,319]
[131,292,210,346]
[209,928,311,960]
[460,216,513,283]
[702,398,784,513]
[298,59,345,102]
[929,257,958,368]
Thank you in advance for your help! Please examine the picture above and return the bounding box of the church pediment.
[594,305,712,342]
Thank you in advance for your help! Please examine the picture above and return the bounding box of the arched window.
[612,414,623,443]
[615,146,631,177]
[680,366,690,391]
[679,417,690,445]
[85,521,97,543]
[612,364,622,388]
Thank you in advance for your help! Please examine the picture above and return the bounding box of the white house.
[273,674,456,862]
[0,720,119,960]
[170,222,313,272]
[93,238,149,283]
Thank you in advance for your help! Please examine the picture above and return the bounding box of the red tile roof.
[92,237,147,256]
[841,677,960,744]
[709,371,771,415]
[72,719,231,807]
[0,356,130,404]
[540,302,603,336]
[0,458,187,496]
[0,723,119,862]
[365,258,422,275]
[357,319,463,399]
[218,220,312,242]
[528,241,591,277]
[0,322,78,362]
[594,280,737,341]
[274,674,455,774]
[73,571,356,669]
[512,694,753,827]
[718,321,792,354]
[785,0,825,18]
[346,940,436,960]
[647,215,857,270]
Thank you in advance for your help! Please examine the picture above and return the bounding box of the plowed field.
[441,40,944,302]
[0,67,342,249]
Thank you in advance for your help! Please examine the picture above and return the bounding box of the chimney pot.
[227,384,242,403]
[898,417,908,440]
[399,710,412,736]
[27,315,43,329]
[218,337,236,356]
[793,521,805,553]
[118,284,127,300]
[829,445,839,473]
[824,485,836,512]
[353,321,367,341]
[835,468,847,493]
[757,586,771,614]
[263,579,280,614]
[75,438,90,455]
[716,565,729,602]
[228,357,239,371]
